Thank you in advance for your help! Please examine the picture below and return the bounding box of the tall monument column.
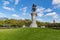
[30,4,37,27]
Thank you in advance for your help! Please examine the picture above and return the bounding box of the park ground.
[0,28,60,40]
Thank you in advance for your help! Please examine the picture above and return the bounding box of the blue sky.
[0,0,60,23]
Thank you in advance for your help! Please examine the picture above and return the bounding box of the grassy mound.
[0,28,60,40]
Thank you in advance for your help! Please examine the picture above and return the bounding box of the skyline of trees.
[0,19,59,28]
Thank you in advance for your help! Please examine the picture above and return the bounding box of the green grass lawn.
[0,28,60,40]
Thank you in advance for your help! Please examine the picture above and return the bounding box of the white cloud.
[45,12,58,19]
[3,1,10,6]
[23,13,26,15]
[0,12,7,17]
[15,0,19,5]
[44,8,52,12]
[20,7,27,13]
[12,14,19,17]
[36,7,45,17]
[20,7,27,15]
[36,7,45,13]
[3,6,15,11]
[37,13,43,17]
[36,18,43,22]
[21,18,25,20]
[52,0,60,4]
[55,20,60,23]
[46,12,56,16]
[54,5,60,9]
[2,0,15,11]
[52,0,60,8]
[9,0,19,5]
[36,7,53,17]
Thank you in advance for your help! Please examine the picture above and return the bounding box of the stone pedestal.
[30,12,37,27]
[30,22,37,27]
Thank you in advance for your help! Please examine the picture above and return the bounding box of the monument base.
[30,23,37,27]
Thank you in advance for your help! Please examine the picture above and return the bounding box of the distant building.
[0,17,8,20]
[53,20,55,23]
